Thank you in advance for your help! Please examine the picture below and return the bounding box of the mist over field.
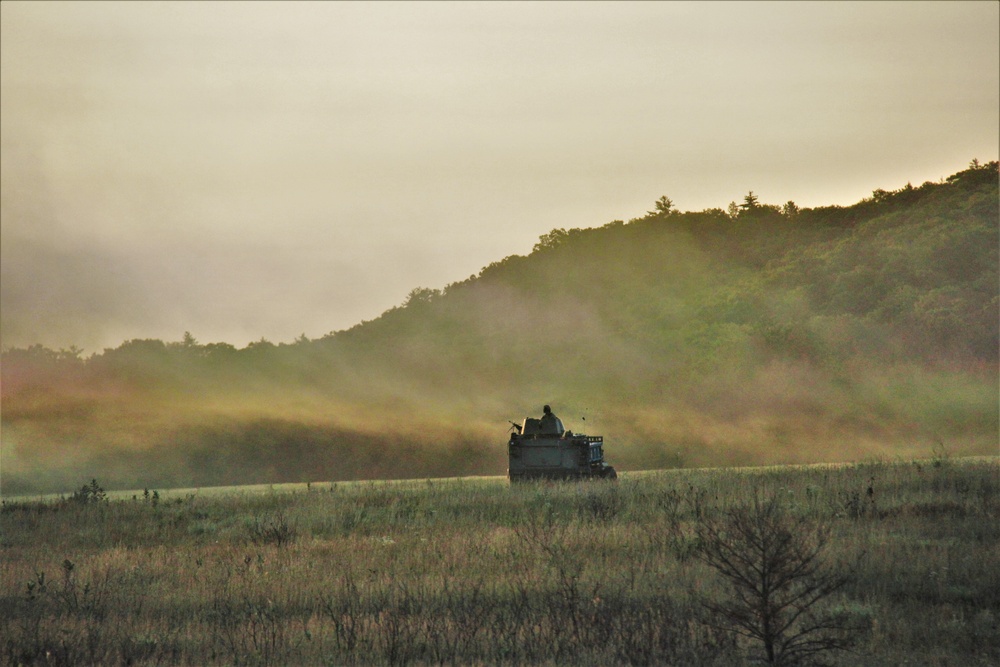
[2,163,997,495]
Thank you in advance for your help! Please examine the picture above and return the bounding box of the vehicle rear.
[507,417,616,482]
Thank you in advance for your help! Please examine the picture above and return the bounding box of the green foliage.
[533,227,571,252]
[70,479,107,505]
[1,162,997,493]
[648,194,676,216]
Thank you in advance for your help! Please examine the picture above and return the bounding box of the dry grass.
[2,457,997,665]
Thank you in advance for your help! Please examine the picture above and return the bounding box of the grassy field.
[1,456,997,666]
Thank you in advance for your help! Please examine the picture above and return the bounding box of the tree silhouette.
[740,191,761,212]
[695,492,860,665]
[648,195,675,216]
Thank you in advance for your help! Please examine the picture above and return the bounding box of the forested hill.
[3,161,997,494]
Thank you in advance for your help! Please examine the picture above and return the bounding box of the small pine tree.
[695,492,860,665]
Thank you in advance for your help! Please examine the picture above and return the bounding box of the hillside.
[2,161,997,494]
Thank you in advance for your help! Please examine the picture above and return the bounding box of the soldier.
[540,404,563,434]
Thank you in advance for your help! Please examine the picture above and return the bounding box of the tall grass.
[2,458,997,665]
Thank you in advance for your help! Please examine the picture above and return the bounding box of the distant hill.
[2,161,997,494]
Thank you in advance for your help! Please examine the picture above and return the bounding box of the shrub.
[70,479,107,505]
[695,492,862,665]
[246,509,297,547]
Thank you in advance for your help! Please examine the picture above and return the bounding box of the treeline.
[2,161,997,494]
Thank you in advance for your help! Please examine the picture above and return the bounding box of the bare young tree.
[695,492,860,666]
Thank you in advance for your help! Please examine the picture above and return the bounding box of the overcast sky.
[2,1,997,353]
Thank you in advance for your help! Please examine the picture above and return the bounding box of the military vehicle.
[506,413,617,482]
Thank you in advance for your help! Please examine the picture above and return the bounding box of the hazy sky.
[2,1,997,353]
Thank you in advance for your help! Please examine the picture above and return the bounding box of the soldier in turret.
[539,404,564,435]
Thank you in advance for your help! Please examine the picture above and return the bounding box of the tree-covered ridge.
[2,161,997,494]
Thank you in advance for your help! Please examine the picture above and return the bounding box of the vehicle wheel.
[602,466,617,480]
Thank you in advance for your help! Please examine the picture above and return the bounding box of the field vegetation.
[2,457,997,666]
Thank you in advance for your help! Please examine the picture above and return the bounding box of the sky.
[2,1,997,353]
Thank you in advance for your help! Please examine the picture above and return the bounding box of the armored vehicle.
[507,415,617,482]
